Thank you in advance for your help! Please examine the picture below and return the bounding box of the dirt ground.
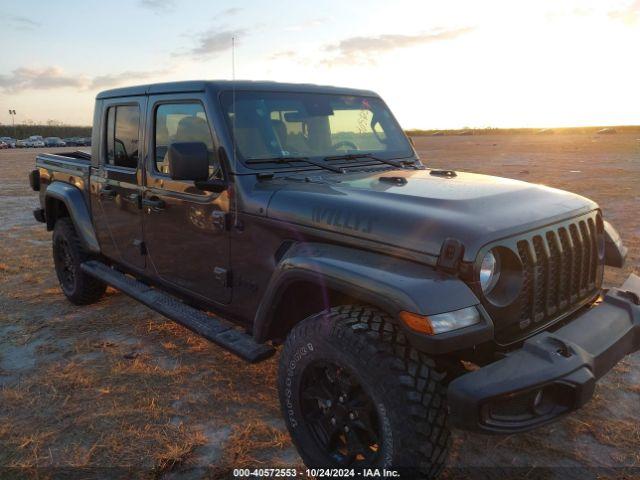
[0,135,638,479]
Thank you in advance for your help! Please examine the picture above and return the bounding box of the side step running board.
[81,260,275,363]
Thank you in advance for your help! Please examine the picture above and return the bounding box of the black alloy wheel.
[300,361,380,465]
[54,236,75,291]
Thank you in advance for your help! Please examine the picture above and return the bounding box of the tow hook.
[546,337,573,358]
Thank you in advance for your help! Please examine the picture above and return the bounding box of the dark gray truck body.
[30,80,638,433]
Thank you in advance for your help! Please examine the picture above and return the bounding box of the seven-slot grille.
[515,214,601,332]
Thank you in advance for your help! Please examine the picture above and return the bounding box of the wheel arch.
[44,182,100,254]
[255,272,398,344]
[253,242,482,345]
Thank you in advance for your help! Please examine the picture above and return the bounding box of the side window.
[106,107,115,164]
[154,103,220,178]
[104,105,140,169]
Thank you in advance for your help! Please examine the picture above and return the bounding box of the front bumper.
[448,274,640,434]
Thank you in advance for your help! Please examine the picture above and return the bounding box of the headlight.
[400,306,481,335]
[480,250,500,294]
[428,307,481,334]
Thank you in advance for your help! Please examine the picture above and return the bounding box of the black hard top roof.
[96,80,378,99]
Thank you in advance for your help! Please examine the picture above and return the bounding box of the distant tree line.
[0,125,92,139]
[406,125,640,137]
[2,123,637,141]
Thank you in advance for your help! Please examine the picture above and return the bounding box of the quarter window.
[154,103,220,178]
[105,105,140,169]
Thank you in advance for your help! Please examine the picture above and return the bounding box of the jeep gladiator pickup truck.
[29,81,639,477]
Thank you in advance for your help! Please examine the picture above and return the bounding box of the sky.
[0,0,639,129]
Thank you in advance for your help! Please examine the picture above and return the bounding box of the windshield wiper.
[245,156,345,173]
[324,153,415,169]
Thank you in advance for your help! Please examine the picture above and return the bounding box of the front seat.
[175,116,211,145]
[271,119,288,150]
[160,116,215,176]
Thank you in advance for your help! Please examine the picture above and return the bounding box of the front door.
[91,99,146,270]
[142,96,231,304]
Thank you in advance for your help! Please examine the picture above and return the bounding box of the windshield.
[219,91,413,166]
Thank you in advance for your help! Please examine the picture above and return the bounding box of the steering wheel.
[332,140,359,151]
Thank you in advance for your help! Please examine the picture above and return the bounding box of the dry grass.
[208,420,294,478]
[1,139,639,474]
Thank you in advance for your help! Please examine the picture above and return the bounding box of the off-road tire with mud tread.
[278,305,451,478]
[52,218,106,305]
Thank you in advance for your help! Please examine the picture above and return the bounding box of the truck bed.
[36,151,91,180]
[35,151,93,210]
[36,150,91,169]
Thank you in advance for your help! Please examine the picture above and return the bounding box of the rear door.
[91,97,146,270]
[142,94,231,304]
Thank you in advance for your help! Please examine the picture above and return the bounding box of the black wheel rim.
[55,237,75,291]
[300,361,381,465]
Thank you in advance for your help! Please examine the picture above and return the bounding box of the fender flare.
[253,242,491,352]
[603,220,627,268]
[44,182,100,254]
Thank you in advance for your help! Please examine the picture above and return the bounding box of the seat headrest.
[175,116,210,144]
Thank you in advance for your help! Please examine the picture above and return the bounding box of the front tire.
[52,218,106,305]
[278,305,451,478]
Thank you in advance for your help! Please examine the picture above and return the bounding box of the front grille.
[483,212,603,344]
[514,215,600,334]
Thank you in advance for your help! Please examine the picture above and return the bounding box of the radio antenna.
[231,35,239,227]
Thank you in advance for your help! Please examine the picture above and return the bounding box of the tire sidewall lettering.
[285,342,314,429]
[377,402,394,467]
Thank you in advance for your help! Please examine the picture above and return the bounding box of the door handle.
[142,197,165,212]
[99,185,116,199]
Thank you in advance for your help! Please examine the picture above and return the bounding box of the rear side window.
[105,105,140,169]
[106,108,115,164]
[154,103,220,178]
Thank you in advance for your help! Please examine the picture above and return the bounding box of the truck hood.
[266,169,597,262]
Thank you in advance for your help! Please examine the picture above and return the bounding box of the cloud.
[221,7,242,16]
[269,50,298,61]
[609,0,640,25]
[187,29,244,57]
[8,15,41,30]
[0,66,171,93]
[322,27,475,65]
[139,0,174,12]
[88,68,172,90]
[0,67,85,93]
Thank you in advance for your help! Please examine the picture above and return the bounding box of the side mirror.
[167,142,209,181]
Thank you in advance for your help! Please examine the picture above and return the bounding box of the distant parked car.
[44,137,67,147]
[18,138,44,148]
[0,136,16,148]
[0,141,8,149]
[62,136,91,147]
[26,136,45,148]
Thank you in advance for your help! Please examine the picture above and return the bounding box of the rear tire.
[278,305,451,478]
[52,218,106,305]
